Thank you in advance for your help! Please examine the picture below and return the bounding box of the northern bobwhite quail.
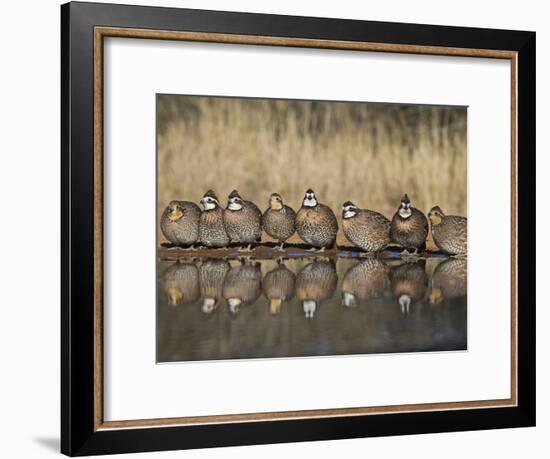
[160,200,201,247]
[295,188,338,251]
[428,206,467,256]
[199,190,229,248]
[223,190,262,251]
[342,201,390,253]
[262,193,296,250]
[390,194,429,253]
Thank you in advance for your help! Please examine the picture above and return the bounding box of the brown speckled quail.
[223,190,262,250]
[296,260,337,319]
[199,259,230,314]
[160,200,201,247]
[342,201,390,253]
[162,261,200,306]
[341,259,390,308]
[390,194,429,253]
[295,189,338,251]
[262,261,296,314]
[199,190,230,248]
[428,206,467,256]
[262,193,296,250]
[222,262,262,315]
[429,258,467,304]
[390,261,428,315]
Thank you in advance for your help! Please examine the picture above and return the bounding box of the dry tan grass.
[157,95,466,244]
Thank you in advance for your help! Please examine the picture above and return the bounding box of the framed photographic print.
[61,1,536,456]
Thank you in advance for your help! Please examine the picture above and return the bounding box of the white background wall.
[0,0,544,457]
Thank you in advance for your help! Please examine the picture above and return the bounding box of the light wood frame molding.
[92,26,518,432]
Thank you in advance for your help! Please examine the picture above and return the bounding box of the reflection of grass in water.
[157,95,466,244]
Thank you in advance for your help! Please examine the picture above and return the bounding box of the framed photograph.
[61,1,535,456]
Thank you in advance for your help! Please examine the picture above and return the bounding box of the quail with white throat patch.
[160,200,201,247]
[342,201,390,253]
[198,190,229,248]
[262,193,296,250]
[390,194,429,254]
[296,188,338,251]
[223,190,262,251]
[428,206,467,256]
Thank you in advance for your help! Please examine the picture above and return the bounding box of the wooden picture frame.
[61,1,535,456]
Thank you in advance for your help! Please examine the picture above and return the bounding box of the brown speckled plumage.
[296,189,338,249]
[390,195,429,250]
[162,261,200,306]
[429,206,467,255]
[262,194,296,244]
[342,259,390,306]
[200,208,229,247]
[430,258,467,303]
[223,191,262,244]
[342,202,390,252]
[160,200,201,246]
[199,191,229,248]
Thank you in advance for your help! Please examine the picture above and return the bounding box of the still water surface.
[157,257,466,362]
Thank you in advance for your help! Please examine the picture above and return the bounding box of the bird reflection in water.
[157,256,467,362]
[162,261,200,306]
[262,261,296,315]
[222,261,262,315]
[341,259,390,308]
[429,258,467,304]
[296,260,338,319]
[390,261,429,315]
[199,259,230,314]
